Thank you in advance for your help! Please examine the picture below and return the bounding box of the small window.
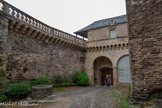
[110,30,116,38]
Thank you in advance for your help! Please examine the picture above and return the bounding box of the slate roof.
[74,15,127,37]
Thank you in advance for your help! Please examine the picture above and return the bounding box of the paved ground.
[53,86,115,108]
[2,84,162,108]
[37,85,119,108]
[1,85,128,108]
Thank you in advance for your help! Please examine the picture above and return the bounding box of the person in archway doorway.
[105,75,111,88]
[107,77,111,88]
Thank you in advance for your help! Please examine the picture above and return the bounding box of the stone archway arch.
[85,48,129,85]
[93,56,113,86]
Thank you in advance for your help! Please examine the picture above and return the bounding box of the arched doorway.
[100,67,113,86]
[118,55,131,83]
[93,56,113,86]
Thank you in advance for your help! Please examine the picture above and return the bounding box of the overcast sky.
[5,0,126,35]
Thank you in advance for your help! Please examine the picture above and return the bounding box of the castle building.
[0,1,131,87]
[1,0,161,102]
[75,15,131,86]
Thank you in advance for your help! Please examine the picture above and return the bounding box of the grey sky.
[5,0,126,35]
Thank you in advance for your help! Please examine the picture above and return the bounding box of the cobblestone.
[50,86,116,108]
[2,86,123,108]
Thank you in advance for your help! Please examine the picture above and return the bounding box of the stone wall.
[6,31,85,82]
[88,23,128,41]
[126,0,162,100]
[0,0,86,84]
[0,12,8,88]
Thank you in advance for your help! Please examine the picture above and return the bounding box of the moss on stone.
[0,89,6,102]
[0,41,3,45]
[6,63,14,71]
[0,78,6,88]
[0,69,6,77]
[0,57,3,63]
[0,47,3,51]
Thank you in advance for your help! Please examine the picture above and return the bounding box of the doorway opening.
[93,56,113,86]
[101,68,113,86]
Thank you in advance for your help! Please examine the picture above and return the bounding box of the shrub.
[53,74,62,84]
[0,89,6,102]
[52,82,76,87]
[54,74,73,84]
[6,81,32,98]
[113,90,130,108]
[62,75,73,83]
[33,77,52,85]
[73,71,89,86]
[113,90,140,108]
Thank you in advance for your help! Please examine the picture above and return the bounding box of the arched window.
[118,55,131,83]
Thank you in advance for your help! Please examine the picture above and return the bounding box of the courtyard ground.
[1,84,161,108]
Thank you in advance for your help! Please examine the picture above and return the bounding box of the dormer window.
[110,30,116,38]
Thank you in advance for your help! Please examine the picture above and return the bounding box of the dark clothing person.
[107,78,111,87]
[105,78,111,88]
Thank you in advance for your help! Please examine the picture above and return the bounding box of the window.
[110,30,116,38]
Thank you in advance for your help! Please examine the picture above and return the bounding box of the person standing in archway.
[105,75,111,88]
[107,77,111,88]
[104,75,111,87]
[104,77,108,88]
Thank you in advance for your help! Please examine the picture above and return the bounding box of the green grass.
[113,90,131,108]
[53,88,66,92]
[46,97,54,100]
[113,89,140,108]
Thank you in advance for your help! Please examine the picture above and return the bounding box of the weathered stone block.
[31,85,53,99]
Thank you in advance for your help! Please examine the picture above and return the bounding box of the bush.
[52,82,76,87]
[6,81,32,98]
[54,74,73,84]
[33,77,52,85]
[53,74,62,84]
[0,89,6,102]
[73,71,89,86]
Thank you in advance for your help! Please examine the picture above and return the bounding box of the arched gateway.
[93,57,113,86]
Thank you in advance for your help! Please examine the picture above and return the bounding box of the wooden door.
[101,68,113,86]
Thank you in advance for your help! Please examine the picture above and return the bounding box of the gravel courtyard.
[2,84,162,108]
[33,85,128,108]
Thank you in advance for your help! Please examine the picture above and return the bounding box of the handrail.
[0,0,86,45]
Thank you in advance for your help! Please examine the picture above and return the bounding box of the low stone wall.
[31,85,53,99]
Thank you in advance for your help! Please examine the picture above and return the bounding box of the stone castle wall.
[6,31,85,82]
[126,0,162,100]
[0,1,86,83]
[0,12,8,88]
[88,23,128,41]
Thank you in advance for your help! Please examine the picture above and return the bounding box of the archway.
[93,56,113,86]
[117,55,131,83]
